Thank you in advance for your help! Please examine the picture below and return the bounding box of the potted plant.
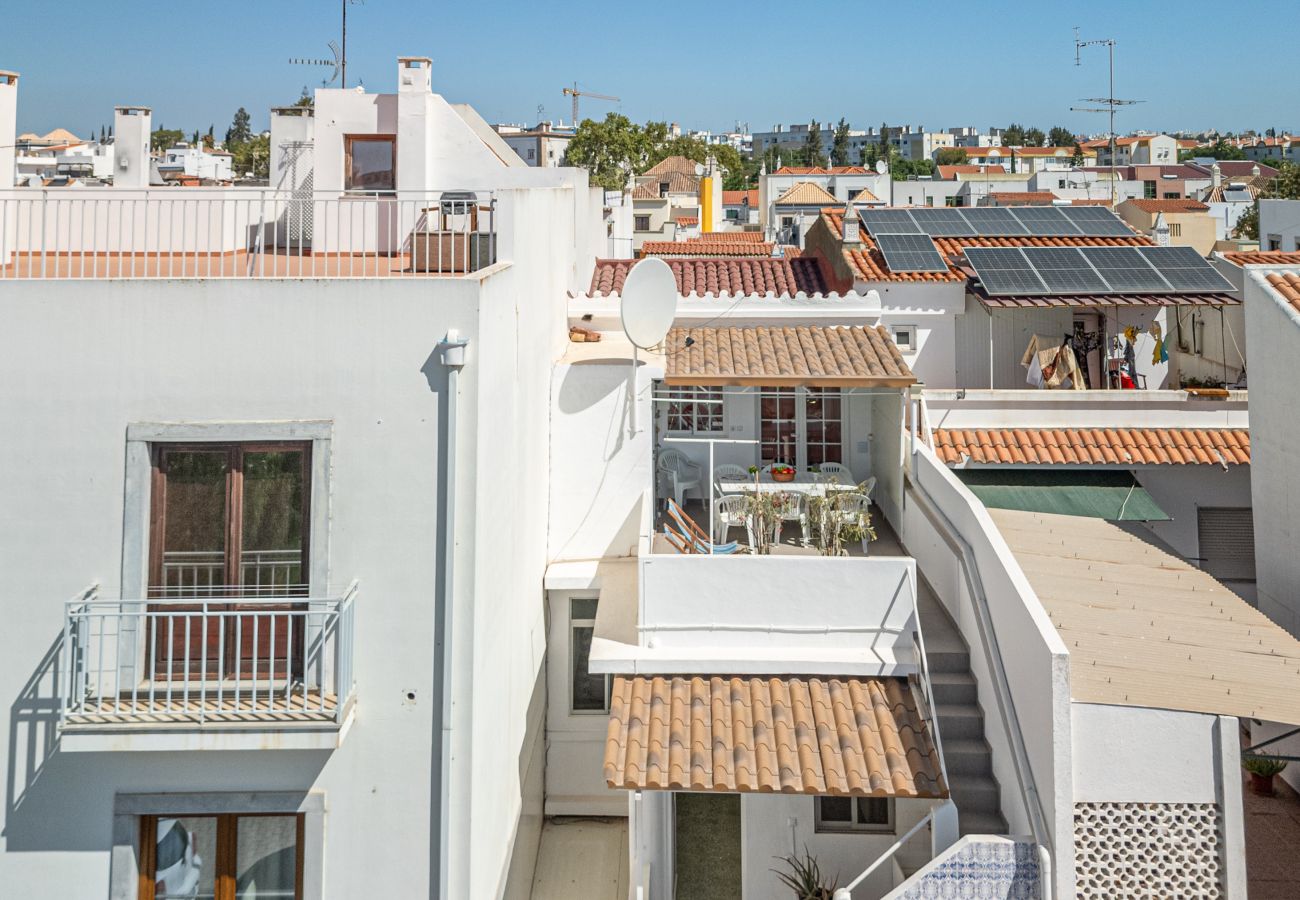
[772,848,837,900]
[809,480,878,556]
[1244,754,1288,796]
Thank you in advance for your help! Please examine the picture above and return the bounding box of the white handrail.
[833,808,936,899]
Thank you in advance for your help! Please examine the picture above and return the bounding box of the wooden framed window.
[344,134,396,193]
[664,386,723,434]
[814,796,894,833]
[634,215,651,231]
[139,813,304,900]
[148,442,310,679]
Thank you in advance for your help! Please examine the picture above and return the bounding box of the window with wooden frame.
[344,134,396,193]
[814,796,894,833]
[664,386,723,434]
[148,443,310,679]
[139,813,303,900]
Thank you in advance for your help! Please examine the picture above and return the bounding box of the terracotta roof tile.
[1122,198,1210,214]
[633,171,701,198]
[642,240,774,258]
[937,165,999,179]
[588,256,835,297]
[603,674,946,797]
[933,428,1250,466]
[989,192,1059,206]
[722,189,760,206]
[851,187,880,203]
[1267,272,1300,314]
[698,231,766,243]
[775,182,839,206]
[1224,251,1300,267]
[675,216,699,226]
[664,324,915,386]
[774,166,870,175]
[644,155,700,176]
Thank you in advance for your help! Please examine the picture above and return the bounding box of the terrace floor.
[655,498,903,557]
[0,250,480,279]
[64,688,338,727]
[1244,760,1300,898]
[529,818,629,900]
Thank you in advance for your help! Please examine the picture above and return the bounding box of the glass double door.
[758,387,844,469]
[147,443,309,681]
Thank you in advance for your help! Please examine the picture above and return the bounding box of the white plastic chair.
[817,462,855,484]
[713,494,751,545]
[714,463,749,495]
[861,476,877,502]
[832,492,872,555]
[773,491,810,545]
[657,448,702,508]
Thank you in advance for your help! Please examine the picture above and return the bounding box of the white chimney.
[1211,162,1221,190]
[1153,211,1170,246]
[1252,163,1261,177]
[269,106,315,192]
[0,71,17,188]
[842,201,860,245]
[396,57,433,192]
[113,105,152,188]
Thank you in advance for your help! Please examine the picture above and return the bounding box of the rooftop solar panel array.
[965,244,1237,296]
[853,204,1137,238]
[874,233,950,273]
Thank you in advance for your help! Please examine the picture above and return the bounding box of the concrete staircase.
[916,579,1009,837]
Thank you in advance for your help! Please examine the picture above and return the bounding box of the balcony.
[0,189,497,279]
[59,583,356,751]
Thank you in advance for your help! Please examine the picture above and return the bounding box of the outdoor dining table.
[715,471,855,496]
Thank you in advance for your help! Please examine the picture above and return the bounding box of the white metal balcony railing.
[0,189,496,279]
[61,581,356,728]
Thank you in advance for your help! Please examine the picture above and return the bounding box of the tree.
[1003,123,1026,146]
[1049,126,1075,147]
[563,113,652,190]
[1234,160,1300,239]
[191,129,200,145]
[230,133,270,179]
[295,87,314,108]
[831,118,851,167]
[225,107,252,147]
[150,128,184,152]
[1072,141,1086,167]
[934,147,968,167]
[1179,138,1246,162]
[1023,127,1046,147]
[803,120,825,168]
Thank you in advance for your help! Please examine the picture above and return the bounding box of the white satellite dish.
[620,257,678,349]
[875,159,888,175]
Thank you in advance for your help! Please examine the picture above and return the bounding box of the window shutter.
[1197,507,1256,581]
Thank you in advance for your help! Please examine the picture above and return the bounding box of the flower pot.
[772,470,795,483]
[1251,772,1277,796]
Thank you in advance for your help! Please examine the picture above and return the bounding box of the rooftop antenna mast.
[341,0,363,88]
[1071,28,1142,209]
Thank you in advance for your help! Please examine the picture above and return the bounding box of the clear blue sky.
[3,0,1295,139]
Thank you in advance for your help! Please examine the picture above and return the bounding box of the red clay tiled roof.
[633,171,700,198]
[937,164,1005,179]
[675,216,699,226]
[603,674,946,796]
[774,166,870,175]
[1225,251,1300,266]
[642,240,774,258]
[933,428,1250,466]
[989,192,1059,206]
[699,231,766,242]
[1122,198,1210,213]
[1267,272,1300,314]
[822,209,1147,284]
[644,155,699,176]
[588,256,835,296]
[775,182,839,206]
[722,189,759,206]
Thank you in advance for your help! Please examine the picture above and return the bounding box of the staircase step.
[956,808,1009,836]
[928,671,978,706]
[941,737,996,778]
[935,704,985,739]
[949,775,1002,812]
[926,649,972,674]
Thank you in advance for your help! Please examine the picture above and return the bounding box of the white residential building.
[1259,199,1300,253]
[158,144,233,183]
[495,121,575,168]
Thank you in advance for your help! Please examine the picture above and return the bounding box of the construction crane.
[562,83,620,125]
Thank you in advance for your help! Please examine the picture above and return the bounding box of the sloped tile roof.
[1122,198,1210,213]
[851,187,880,203]
[603,674,946,796]
[699,231,766,242]
[722,189,759,206]
[1266,271,1300,313]
[774,166,870,175]
[933,428,1250,466]
[633,171,701,198]
[1202,180,1263,203]
[937,164,1006,179]
[663,324,915,386]
[641,240,774,258]
[989,192,1059,206]
[1225,251,1300,267]
[587,256,835,297]
[774,181,839,206]
[644,155,700,176]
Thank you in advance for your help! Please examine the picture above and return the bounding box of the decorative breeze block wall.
[1074,802,1223,898]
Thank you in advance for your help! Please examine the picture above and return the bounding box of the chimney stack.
[1153,211,1170,246]
[396,57,433,192]
[1211,162,1221,190]
[842,201,860,246]
[0,71,18,188]
[113,105,152,188]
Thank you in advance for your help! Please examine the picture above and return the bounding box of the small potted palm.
[772,848,838,900]
[1243,754,1288,796]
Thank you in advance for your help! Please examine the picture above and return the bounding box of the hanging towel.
[1149,321,1165,365]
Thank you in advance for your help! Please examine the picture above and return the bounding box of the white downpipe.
[437,329,469,900]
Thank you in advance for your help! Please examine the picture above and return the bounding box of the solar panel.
[1139,246,1237,293]
[964,247,1048,294]
[1020,247,1109,294]
[1222,189,1252,203]
[875,233,949,273]
[1079,246,1172,293]
[959,207,1028,236]
[1007,205,1082,236]
[857,208,921,235]
[1058,206,1135,237]
[908,208,977,237]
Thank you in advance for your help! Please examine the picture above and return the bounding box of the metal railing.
[0,189,496,279]
[833,803,954,899]
[61,581,357,726]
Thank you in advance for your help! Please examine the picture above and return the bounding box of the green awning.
[955,470,1170,521]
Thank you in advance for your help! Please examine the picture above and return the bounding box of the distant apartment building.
[1259,199,1300,252]
[1242,135,1300,165]
[1085,133,1180,166]
[495,121,575,167]
[157,143,233,183]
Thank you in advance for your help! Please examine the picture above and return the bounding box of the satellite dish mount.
[618,257,678,434]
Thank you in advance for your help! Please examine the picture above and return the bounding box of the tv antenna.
[290,40,342,87]
[1071,28,1143,209]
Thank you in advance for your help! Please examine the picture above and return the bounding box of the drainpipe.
[437,329,469,900]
